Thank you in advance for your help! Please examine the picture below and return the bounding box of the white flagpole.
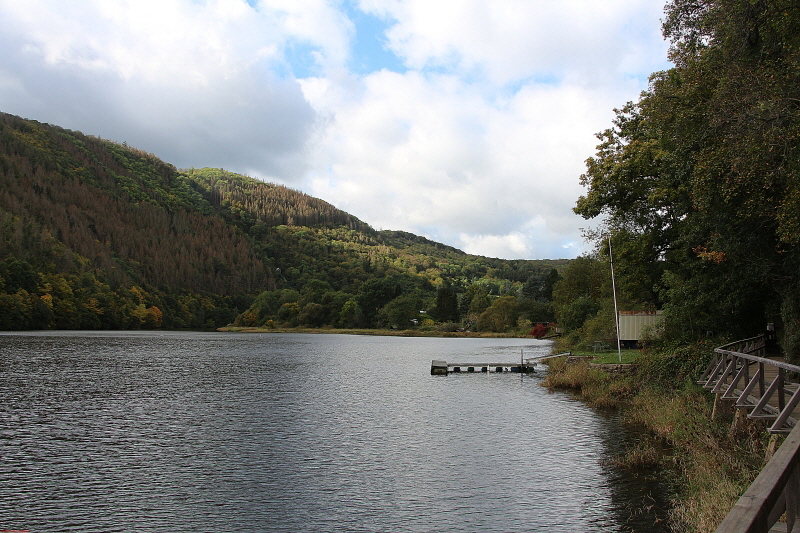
[608,235,622,363]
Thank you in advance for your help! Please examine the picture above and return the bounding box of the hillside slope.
[0,112,566,330]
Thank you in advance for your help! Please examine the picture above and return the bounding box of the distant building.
[618,310,663,348]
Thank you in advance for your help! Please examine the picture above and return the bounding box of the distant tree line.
[233,266,561,333]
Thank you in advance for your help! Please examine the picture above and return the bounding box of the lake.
[0,331,669,532]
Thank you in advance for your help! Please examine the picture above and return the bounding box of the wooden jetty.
[529,351,572,362]
[430,352,572,375]
[431,359,538,375]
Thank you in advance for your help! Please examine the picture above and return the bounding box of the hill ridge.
[0,111,566,331]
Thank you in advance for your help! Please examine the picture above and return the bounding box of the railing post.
[738,366,763,408]
[780,368,787,413]
[745,360,750,387]
[787,462,800,532]
[768,492,786,528]
[701,352,724,384]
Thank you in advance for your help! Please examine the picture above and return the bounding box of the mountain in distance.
[0,111,567,331]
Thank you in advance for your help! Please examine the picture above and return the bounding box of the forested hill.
[186,167,372,232]
[0,111,567,331]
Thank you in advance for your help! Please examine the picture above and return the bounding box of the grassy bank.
[542,345,776,533]
[219,326,531,338]
[564,348,643,364]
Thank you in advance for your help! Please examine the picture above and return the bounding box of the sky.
[0,0,672,260]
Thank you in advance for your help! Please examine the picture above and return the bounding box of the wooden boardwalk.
[698,336,800,434]
[702,335,800,532]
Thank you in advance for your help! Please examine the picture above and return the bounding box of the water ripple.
[0,332,669,532]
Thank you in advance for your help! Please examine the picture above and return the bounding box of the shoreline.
[218,326,539,339]
[540,351,772,532]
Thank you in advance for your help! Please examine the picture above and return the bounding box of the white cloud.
[295,0,670,258]
[0,0,671,259]
[300,67,648,258]
[460,232,533,260]
[0,0,334,178]
[361,0,668,86]
[259,0,354,72]
[4,0,271,84]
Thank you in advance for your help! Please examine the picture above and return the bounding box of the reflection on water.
[0,331,669,532]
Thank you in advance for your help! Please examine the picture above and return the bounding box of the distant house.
[618,310,663,348]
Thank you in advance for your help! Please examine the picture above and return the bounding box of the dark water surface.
[0,331,669,532]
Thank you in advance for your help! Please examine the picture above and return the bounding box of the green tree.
[339,299,364,328]
[524,268,561,302]
[552,256,607,305]
[558,297,601,334]
[575,0,800,347]
[0,290,33,329]
[477,296,520,332]
[298,302,327,327]
[356,273,431,328]
[468,289,491,314]
[519,300,555,324]
[300,279,334,306]
[277,302,300,326]
[478,296,520,333]
[0,259,39,293]
[249,290,282,322]
[433,284,459,323]
[550,255,611,336]
[379,293,425,329]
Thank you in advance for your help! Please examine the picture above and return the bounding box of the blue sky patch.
[343,2,406,75]
[284,41,322,79]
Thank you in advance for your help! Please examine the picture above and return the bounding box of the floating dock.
[431,359,537,375]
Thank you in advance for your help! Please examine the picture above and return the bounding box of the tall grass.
[541,357,634,408]
[626,386,770,532]
[542,346,776,532]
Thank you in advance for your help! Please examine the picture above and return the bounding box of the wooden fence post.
[787,462,800,532]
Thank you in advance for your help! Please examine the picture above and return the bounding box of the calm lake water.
[0,331,669,532]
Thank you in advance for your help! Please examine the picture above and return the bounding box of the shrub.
[531,323,549,338]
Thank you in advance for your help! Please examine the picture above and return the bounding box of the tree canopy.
[575,0,800,352]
